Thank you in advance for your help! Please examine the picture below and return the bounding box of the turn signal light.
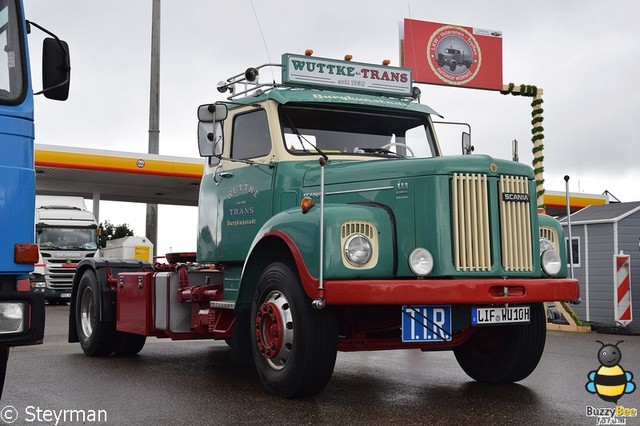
[301,197,315,214]
[14,244,39,264]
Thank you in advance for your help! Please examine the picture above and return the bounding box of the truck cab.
[0,0,69,398]
[31,196,99,303]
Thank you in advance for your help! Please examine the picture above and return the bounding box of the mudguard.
[236,203,395,306]
[68,258,152,343]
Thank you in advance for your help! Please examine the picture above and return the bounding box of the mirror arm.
[26,20,70,96]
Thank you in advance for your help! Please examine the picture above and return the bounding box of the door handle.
[218,171,234,178]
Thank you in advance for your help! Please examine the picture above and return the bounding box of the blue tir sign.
[282,53,413,97]
[401,305,452,342]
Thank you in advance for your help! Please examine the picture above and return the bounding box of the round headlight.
[539,238,554,254]
[540,246,562,276]
[344,234,372,266]
[409,248,434,277]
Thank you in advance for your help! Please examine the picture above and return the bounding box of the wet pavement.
[1,306,639,425]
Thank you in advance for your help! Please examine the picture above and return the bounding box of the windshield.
[0,0,25,104]
[279,105,438,158]
[37,227,98,250]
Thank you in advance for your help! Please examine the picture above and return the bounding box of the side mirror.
[198,103,228,122]
[97,225,107,249]
[197,104,227,158]
[42,37,70,101]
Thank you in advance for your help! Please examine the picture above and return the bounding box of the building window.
[565,237,580,267]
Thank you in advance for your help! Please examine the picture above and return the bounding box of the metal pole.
[312,157,327,310]
[564,175,574,279]
[146,0,160,257]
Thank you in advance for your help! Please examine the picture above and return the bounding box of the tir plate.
[471,306,530,325]
[401,305,452,342]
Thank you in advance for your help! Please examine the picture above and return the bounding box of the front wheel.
[75,270,116,356]
[251,262,338,398]
[453,303,546,383]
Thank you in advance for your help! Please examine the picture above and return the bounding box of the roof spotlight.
[244,67,259,83]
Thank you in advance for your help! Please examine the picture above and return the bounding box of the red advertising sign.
[402,18,503,91]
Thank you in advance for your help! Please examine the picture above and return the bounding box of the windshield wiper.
[281,110,328,161]
[355,147,405,158]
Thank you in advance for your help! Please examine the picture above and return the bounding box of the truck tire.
[75,269,116,356]
[453,303,546,383]
[251,262,338,398]
[450,61,457,72]
[113,333,146,356]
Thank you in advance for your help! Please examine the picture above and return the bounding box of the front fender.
[539,214,569,278]
[238,203,395,305]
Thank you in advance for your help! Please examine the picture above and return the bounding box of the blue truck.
[0,0,69,397]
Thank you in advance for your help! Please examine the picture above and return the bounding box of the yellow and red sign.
[402,18,503,91]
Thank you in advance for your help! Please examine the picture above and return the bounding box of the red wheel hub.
[255,301,284,359]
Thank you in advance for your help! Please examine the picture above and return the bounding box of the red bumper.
[319,277,580,305]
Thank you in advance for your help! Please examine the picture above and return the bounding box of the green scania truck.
[68,53,579,398]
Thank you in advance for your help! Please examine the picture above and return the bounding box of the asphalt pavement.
[1,305,639,425]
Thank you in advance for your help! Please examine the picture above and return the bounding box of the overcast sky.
[23,0,640,255]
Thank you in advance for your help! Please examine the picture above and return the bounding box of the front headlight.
[0,302,26,334]
[540,238,561,276]
[409,248,434,277]
[344,234,372,266]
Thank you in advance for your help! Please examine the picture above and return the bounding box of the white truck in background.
[30,196,100,304]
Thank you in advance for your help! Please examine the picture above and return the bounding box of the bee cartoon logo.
[585,340,636,403]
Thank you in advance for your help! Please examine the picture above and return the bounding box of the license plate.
[401,305,452,342]
[61,293,71,298]
[471,306,530,325]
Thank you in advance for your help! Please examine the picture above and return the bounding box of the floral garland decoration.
[501,83,546,208]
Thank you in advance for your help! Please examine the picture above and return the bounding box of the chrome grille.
[499,176,533,271]
[451,173,491,271]
[44,258,80,290]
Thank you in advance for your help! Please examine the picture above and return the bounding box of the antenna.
[250,0,276,83]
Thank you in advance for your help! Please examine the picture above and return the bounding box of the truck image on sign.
[68,53,579,398]
[437,47,472,71]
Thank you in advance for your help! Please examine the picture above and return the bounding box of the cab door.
[199,107,275,262]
